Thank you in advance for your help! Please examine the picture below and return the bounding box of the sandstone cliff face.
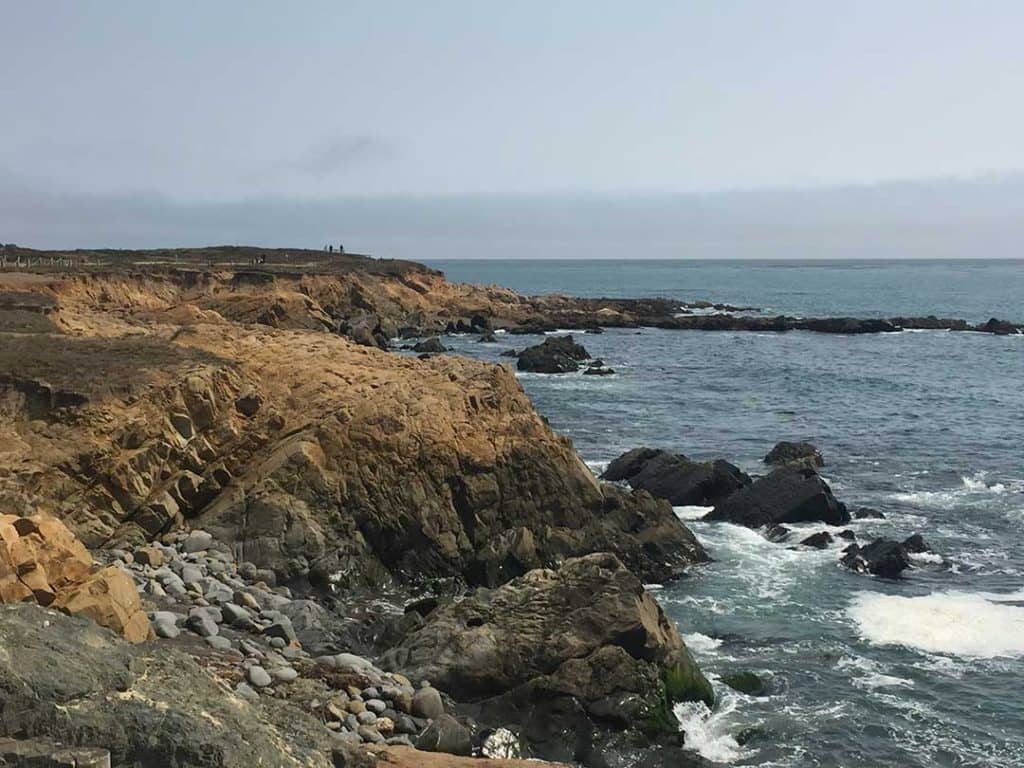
[0,271,707,591]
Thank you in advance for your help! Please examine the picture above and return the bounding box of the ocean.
[423,259,1024,767]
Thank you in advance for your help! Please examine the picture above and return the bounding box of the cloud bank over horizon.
[4,174,1024,260]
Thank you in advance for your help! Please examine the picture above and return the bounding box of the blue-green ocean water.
[424,259,1024,767]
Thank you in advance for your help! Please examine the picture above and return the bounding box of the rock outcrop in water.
[603,448,751,506]
[764,440,824,468]
[704,465,850,527]
[841,535,934,578]
[515,335,590,373]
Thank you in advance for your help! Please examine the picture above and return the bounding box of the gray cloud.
[3,172,1024,261]
[290,135,397,178]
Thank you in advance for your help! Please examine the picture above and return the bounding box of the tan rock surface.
[0,269,706,589]
[0,513,151,641]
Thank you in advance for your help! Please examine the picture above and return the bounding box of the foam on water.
[674,697,746,764]
[683,632,724,654]
[850,591,1024,658]
[674,505,715,520]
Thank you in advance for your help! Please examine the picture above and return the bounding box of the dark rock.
[721,672,770,697]
[404,596,440,618]
[841,539,912,579]
[603,448,751,506]
[516,335,589,374]
[415,714,472,756]
[901,534,931,554]
[234,392,263,417]
[499,349,518,357]
[704,466,850,528]
[582,366,615,376]
[979,317,1020,335]
[381,553,713,760]
[477,332,498,343]
[764,441,823,468]
[764,524,791,543]
[412,337,447,354]
[853,507,885,519]
[837,529,857,541]
[0,604,333,767]
[799,531,833,549]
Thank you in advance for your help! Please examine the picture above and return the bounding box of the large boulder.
[703,466,850,527]
[516,336,589,373]
[603,448,751,506]
[0,603,334,767]
[763,441,823,468]
[0,514,151,642]
[381,554,713,761]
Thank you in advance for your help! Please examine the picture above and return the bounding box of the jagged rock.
[704,466,850,528]
[0,604,334,766]
[603,448,751,506]
[854,507,885,519]
[841,539,912,578]
[516,335,589,373]
[0,514,151,642]
[0,738,110,768]
[381,554,712,759]
[412,337,447,354]
[764,441,824,468]
[799,531,833,549]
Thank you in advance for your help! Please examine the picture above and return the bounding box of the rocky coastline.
[0,248,994,766]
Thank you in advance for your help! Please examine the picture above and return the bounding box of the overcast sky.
[4,1,1024,256]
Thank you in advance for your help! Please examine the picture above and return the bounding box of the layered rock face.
[0,514,150,642]
[1,272,707,591]
[382,554,712,760]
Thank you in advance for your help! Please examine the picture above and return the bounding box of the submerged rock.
[516,335,589,373]
[603,448,751,506]
[704,466,850,528]
[799,531,833,549]
[721,671,770,697]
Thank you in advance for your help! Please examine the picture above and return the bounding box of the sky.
[3,1,1024,257]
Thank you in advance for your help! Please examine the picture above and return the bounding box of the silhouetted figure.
[338,244,345,253]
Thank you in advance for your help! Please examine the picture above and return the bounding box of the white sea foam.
[673,505,714,520]
[674,698,746,763]
[584,459,608,476]
[909,551,944,564]
[850,590,1024,658]
[683,632,724,654]
[837,655,915,690]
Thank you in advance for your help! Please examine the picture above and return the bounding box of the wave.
[683,632,724,654]
[674,505,714,521]
[849,590,1024,658]
[674,697,746,764]
[890,471,1018,510]
[837,655,915,690]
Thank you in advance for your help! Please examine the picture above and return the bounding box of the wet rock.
[764,441,824,468]
[603,447,751,506]
[721,671,770,697]
[412,337,447,354]
[853,507,885,519]
[764,524,791,543]
[516,335,589,373]
[901,533,931,554]
[799,531,833,549]
[705,466,850,528]
[837,530,857,541]
[841,539,912,579]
